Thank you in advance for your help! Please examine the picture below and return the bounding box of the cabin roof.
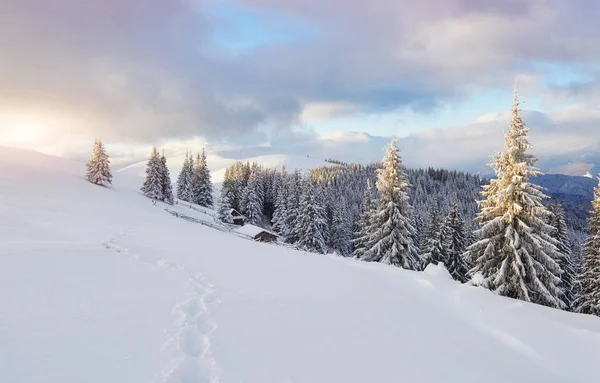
[234,224,277,238]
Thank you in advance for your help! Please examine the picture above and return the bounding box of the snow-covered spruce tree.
[160,152,174,205]
[242,170,264,226]
[141,146,164,201]
[295,178,328,254]
[86,137,112,185]
[192,149,214,208]
[444,200,470,283]
[358,139,421,269]
[464,90,565,309]
[353,179,375,259]
[218,167,237,223]
[330,196,352,256]
[549,202,576,309]
[176,151,194,202]
[421,200,448,268]
[284,170,302,244]
[271,171,289,236]
[573,176,600,316]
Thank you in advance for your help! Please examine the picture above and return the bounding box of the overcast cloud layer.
[1,0,599,173]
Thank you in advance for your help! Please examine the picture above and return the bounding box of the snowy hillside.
[2,146,600,383]
[118,151,329,185]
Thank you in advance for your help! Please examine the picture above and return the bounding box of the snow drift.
[1,146,600,383]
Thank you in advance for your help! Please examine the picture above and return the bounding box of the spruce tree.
[421,200,448,268]
[86,138,112,185]
[160,152,174,205]
[218,168,237,223]
[464,89,565,309]
[549,202,575,309]
[242,170,264,226]
[295,178,328,254]
[141,146,164,201]
[176,151,194,202]
[358,139,421,269]
[271,171,289,236]
[192,149,214,208]
[353,179,375,259]
[330,196,352,256]
[445,201,470,283]
[284,171,302,244]
[573,176,600,316]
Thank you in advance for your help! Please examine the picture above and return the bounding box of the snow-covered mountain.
[2,146,600,383]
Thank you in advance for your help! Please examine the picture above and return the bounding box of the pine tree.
[192,149,214,207]
[445,201,470,283]
[141,146,164,201]
[573,176,600,316]
[358,139,421,269]
[353,179,375,259]
[218,168,237,223]
[176,151,194,202]
[464,89,565,309]
[284,171,302,244]
[330,196,352,256]
[421,200,448,268]
[242,170,264,226]
[271,171,289,236]
[160,152,174,205]
[549,202,576,309]
[86,138,112,185]
[295,178,328,254]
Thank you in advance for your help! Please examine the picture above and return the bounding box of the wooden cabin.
[229,208,245,226]
[234,224,278,243]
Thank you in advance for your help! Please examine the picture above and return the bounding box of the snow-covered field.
[2,146,600,383]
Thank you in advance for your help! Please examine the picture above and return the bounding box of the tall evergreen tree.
[330,196,352,256]
[445,201,470,283]
[242,170,264,226]
[176,151,194,202]
[295,178,328,254]
[141,146,164,201]
[421,200,448,268]
[271,170,289,236]
[86,138,112,185]
[357,139,421,269]
[160,151,174,205]
[218,167,237,223]
[573,176,600,316]
[284,170,302,244]
[353,180,375,259]
[549,202,576,309]
[464,89,565,309]
[192,149,214,207]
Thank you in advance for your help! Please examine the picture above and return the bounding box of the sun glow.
[7,124,44,143]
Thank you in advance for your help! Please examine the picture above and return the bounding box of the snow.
[423,263,453,279]
[2,145,600,383]
[234,224,275,238]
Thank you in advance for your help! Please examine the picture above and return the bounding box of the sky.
[1,0,599,174]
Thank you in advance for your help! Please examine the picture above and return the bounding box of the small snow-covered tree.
[176,151,194,202]
[358,139,421,269]
[192,149,214,208]
[242,170,264,226]
[160,152,174,205]
[353,179,375,259]
[573,176,600,316]
[445,201,470,283]
[464,89,565,309]
[549,202,575,309]
[295,178,328,254]
[86,138,112,185]
[141,146,163,201]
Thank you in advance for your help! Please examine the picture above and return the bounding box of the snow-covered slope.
[2,146,600,383]
[117,151,329,185]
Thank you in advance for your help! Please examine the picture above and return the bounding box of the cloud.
[1,0,599,148]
